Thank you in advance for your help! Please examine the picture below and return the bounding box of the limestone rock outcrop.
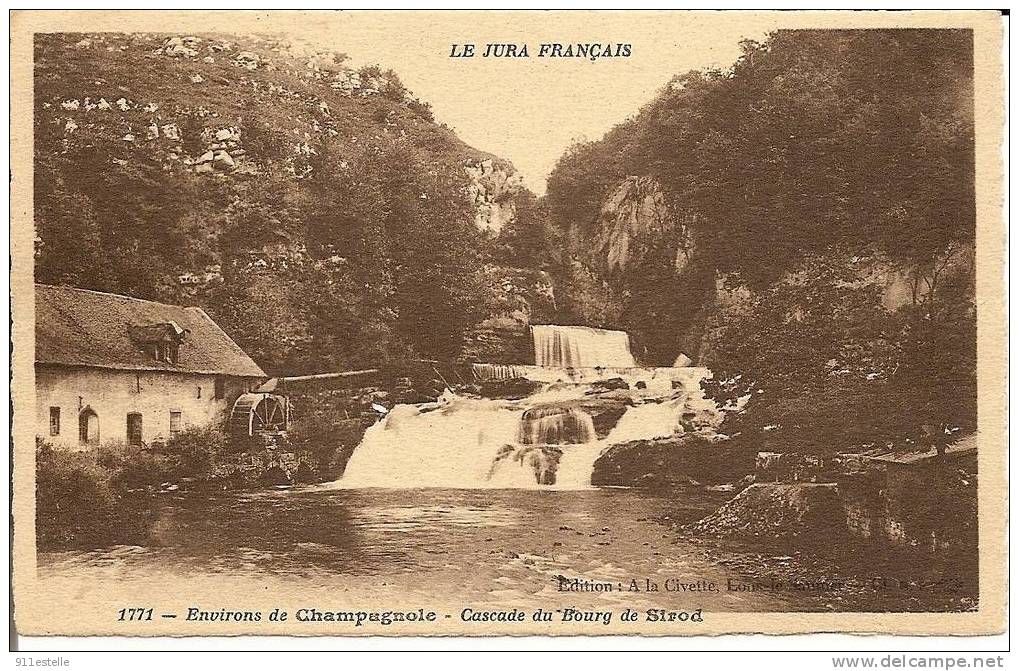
[465,159,525,234]
[567,176,696,276]
[461,267,557,364]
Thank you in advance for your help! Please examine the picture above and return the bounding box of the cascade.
[471,363,531,382]
[531,325,636,368]
[517,406,596,445]
[336,325,715,490]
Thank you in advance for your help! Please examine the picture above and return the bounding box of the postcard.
[10,9,1007,637]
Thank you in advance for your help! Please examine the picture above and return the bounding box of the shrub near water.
[287,409,370,479]
[97,441,175,490]
[158,425,228,477]
[36,441,118,547]
[36,427,229,548]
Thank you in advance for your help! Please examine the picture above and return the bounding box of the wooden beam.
[279,369,380,383]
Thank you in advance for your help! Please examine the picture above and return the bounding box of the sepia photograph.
[9,9,1007,643]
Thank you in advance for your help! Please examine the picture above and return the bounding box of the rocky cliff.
[568,176,696,276]
[466,158,526,234]
[552,170,975,367]
[36,33,523,218]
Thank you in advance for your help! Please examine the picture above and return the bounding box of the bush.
[96,441,176,490]
[161,425,227,477]
[36,441,118,547]
[287,410,369,479]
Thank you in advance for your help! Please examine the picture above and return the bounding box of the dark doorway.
[127,413,143,446]
[78,407,99,445]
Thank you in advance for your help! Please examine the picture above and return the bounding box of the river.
[36,485,809,611]
[36,484,969,616]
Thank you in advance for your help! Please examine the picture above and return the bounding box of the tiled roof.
[35,284,265,377]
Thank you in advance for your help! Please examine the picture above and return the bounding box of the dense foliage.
[34,30,979,458]
[544,29,976,452]
[36,426,235,547]
[701,245,976,453]
[547,30,974,283]
[34,33,511,374]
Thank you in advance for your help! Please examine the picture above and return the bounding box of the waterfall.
[531,325,636,368]
[517,406,596,445]
[604,400,685,443]
[335,324,717,490]
[487,445,561,487]
[471,363,532,381]
[555,442,611,488]
[339,398,527,489]
[339,397,605,489]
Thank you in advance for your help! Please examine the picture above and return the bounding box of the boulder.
[161,36,200,58]
[575,396,631,438]
[231,51,261,70]
[687,482,844,538]
[160,124,180,141]
[214,151,235,168]
[588,377,629,392]
[593,436,756,488]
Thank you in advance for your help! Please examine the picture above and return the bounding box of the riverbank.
[35,426,330,549]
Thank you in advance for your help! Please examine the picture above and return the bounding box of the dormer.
[128,321,188,364]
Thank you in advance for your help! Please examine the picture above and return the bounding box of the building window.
[169,411,182,436]
[48,407,60,436]
[155,343,179,364]
[197,386,202,399]
[214,377,225,400]
[127,413,143,446]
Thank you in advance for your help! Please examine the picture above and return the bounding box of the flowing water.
[337,382,710,490]
[531,324,637,368]
[341,325,717,490]
[37,486,805,614]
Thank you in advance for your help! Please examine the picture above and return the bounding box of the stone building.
[35,284,271,449]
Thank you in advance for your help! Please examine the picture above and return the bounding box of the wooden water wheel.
[229,393,289,436]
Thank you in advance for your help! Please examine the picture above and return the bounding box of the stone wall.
[743,441,977,554]
[838,450,977,553]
